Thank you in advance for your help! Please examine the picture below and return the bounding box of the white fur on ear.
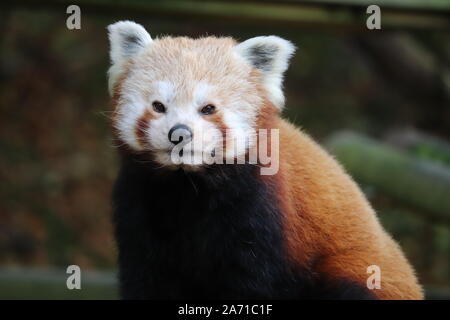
[234,36,295,109]
[107,21,152,95]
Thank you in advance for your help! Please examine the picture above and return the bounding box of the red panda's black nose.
[168,124,193,145]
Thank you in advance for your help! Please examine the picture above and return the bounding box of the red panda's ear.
[234,36,296,110]
[107,21,152,95]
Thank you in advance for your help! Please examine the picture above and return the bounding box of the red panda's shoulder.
[275,116,383,251]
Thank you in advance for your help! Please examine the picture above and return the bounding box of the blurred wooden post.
[0,268,117,300]
[5,0,450,30]
[326,131,450,226]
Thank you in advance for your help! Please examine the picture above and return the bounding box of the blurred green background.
[0,0,449,299]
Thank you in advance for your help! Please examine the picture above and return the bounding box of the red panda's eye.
[152,101,166,113]
[200,104,216,115]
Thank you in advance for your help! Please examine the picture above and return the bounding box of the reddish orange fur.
[258,100,423,299]
[135,109,154,149]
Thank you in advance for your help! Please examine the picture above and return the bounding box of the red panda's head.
[107,21,295,170]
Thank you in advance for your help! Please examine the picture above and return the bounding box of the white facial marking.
[155,80,175,104]
[193,81,213,106]
[115,92,146,151]
[146,81,222,166]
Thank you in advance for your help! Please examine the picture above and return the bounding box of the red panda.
[107,21,423,300]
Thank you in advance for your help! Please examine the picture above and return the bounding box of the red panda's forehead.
[130,36,256,91]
